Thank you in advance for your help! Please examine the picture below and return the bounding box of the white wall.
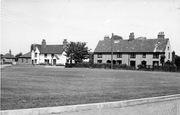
[94,53,161,68]
[164,40,172,62]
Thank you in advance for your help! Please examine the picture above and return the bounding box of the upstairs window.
[153,53,159,59]
[44,54,47,58]
[142,53,146,58]
[117,53,122,58]
[51,54,54,57]
[130,53,136,58]
[35,53,37,57]
[97,54,102,58]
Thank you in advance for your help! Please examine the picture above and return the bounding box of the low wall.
[1,94,180,115]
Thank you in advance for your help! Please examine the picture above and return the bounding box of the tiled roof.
[2,53,15,59]
[40,45,64,54]
[31,44,64,54]
[19,52,31,58]
[94,38,169,53]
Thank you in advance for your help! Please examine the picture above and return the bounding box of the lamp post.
[111,33,114,69]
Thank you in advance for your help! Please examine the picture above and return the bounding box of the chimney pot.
[41,39,46,49]
[63,39,68,49]
[158,32,165,39]
[129,32,135,41]
[104,35,109,40]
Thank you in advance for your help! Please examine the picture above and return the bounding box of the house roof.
[41,45,64,54]
[94,38,169,53]
[31,44,64,54]
[19,52,31,58]
[2,53,15,59]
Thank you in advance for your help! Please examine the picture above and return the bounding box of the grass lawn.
[1,65,180,110]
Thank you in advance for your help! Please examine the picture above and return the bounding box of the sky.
[1,0,180,55]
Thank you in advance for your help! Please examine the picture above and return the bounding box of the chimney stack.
[9,49,11,55]
[129,32,135,41]
[104,35,110,40]
[158,32,165,39]
[63,39,68,49]
[41,39,46,49]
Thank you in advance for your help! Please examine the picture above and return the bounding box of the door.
[53,59,56,65]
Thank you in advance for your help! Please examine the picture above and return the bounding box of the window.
[142,53,146,58]
[130,61,136,67]
[22,58,23,62]
[117,53,122,58]
[51,54,54,57]
[44,54,47,58]
[26,59,28,63]
[35,59,37,64]
[130,53,136,58]
[153,61,159,66]
[35,53,37,57]
[153,53,159,59]
[168,52,170,59]
[168,47,169,50]
[97,54,102,58]
[97,60,102,63]
[117,60,122,65]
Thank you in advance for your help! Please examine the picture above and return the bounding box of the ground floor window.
[153,61,159,66]
[97,60,102,63]
[35,59,37,64]
[141,60,147,67]
[117,60,122,65]
[45,59,49,64]
[107,60,111,63]
[130,61,136,67]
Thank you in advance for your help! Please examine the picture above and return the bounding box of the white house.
[31,39,67,65]
[94,32,172,68]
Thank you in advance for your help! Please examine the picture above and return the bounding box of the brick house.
[94,32,172,68]
[31,39,67,65]
[18,52,31,64]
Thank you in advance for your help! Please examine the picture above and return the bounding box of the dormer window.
[51,54,54,57]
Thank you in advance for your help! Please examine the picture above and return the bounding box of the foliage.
[175,55,180,67]
[160,55,165,66]
[15,52,23,61]
[15,52,23,57]
[65,41,90,64]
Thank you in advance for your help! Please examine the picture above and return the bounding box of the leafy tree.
[65,41,90,64]
[15,52,23,57]
[160,55,165,66]
[175,55,180,67]
[15,52,23,61]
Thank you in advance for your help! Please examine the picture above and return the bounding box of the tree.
[15,52,23,61]
[175,55,180,67]
[160,55,165,66]
[65,41,90,64]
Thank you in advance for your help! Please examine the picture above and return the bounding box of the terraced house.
[31,39,67,65]
[94,32,172,68]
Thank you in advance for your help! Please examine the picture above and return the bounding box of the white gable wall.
[164,40,172,62]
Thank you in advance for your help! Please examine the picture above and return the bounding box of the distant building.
[1,49,16,64]
[18,52,31,64]
[94,32,172,68]
[31,39,67,65]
